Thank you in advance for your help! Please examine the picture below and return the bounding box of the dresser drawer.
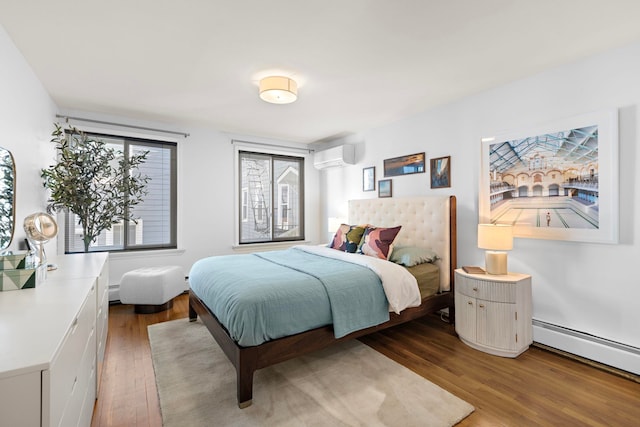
[97,294,108,355]
[58,325,96,427]
[49,283,96,427]
[97,261,109,307]
[78,364,97,427]
[98,270,109,307]
[0,371,41,427]
[456,274,516,303]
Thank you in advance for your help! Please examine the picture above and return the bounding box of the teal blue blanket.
[189,247,389,346]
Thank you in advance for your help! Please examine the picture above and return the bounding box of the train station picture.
[488,125,599,230]
[479,111,618,243]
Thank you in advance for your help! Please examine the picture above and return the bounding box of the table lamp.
[477,224,513,275]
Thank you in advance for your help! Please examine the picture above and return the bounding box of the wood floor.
[92,293,640,426]
[91,295,189,427]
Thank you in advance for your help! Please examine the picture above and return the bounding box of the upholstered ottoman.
[119,266,185,314]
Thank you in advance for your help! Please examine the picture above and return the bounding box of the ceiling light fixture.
[259,76,298,104]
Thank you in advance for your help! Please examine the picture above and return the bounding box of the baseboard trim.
[109,285,120,302]
[533,320,640,376]
[533,342,640,383]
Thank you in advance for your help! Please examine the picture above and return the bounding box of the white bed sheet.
[296,245,421,314]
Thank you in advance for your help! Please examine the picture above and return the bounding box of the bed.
[188,195,457,408]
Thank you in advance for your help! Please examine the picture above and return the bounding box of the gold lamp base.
[485,251,508,275]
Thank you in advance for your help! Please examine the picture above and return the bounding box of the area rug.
[148,319,474,427]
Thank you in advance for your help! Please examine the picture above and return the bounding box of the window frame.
[241,187,249,222]
[236,149,305,245]
[63,131,178,254]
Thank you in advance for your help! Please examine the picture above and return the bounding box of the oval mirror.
[0,147,15,250]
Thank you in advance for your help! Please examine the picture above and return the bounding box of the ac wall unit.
[313,145,355,169]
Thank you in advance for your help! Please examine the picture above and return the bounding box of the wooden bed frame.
[189,195,457,408]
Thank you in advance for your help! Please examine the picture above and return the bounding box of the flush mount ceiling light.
[259,76,298,104]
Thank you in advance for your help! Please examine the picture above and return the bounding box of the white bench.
[119,266,185,313]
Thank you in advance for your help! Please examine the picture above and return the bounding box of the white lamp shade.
[259,76,298,104]
[327,217,343,233]
[477,224,513,251]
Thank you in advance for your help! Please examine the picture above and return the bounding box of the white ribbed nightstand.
[454,269,532,357]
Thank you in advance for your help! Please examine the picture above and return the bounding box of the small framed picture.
[430,156,451,189]
[363,166,375,192]
[378,179,392,198]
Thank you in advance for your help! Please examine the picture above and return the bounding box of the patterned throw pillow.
[330,224,367,252]
[358,225,402,260]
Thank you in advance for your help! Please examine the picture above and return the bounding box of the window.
[238,151,304,244]
[65,133,177,253]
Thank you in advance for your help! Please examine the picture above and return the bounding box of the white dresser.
[454,269,532,358]
[0,252,109,427]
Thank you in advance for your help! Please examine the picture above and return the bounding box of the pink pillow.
[329,224,367,252]
[359,226,402,259]
[329,224,351,251]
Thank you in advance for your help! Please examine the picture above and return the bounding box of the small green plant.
[41,124,149,252]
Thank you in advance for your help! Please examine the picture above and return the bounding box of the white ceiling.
[2,1,640,143]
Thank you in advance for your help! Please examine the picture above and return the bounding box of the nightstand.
[454,269,532,357]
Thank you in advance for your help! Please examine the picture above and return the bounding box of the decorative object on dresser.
[430,156,451,189]
[0,251,39,291]
[0,211,57,292]
[454,268,532,357]
[23,211,58,266]
[477,223,513,275]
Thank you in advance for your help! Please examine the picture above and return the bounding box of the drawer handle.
[479,304,485,308]
[70,317,79,332]
[472,287,478,292]
[467,301,473,306]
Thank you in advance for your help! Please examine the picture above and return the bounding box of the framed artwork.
[479,109,619,243]
[363,166,375,192]
[378,179,392,198]
[430,156,451,188]
[383,152,425,177]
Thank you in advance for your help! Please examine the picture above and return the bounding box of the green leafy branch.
[41,124,149,252]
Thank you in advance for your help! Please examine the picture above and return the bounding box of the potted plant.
[41,124,149,252]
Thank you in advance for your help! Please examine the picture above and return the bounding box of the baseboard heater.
[533,319,640,376]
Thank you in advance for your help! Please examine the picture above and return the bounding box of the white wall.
[318,41,640,372]
[0,24,320,298]
[0,26,57,250]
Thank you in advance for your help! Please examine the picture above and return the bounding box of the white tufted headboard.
[349,195,457,292]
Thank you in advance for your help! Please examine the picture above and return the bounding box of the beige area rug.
[148,319,474,427]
